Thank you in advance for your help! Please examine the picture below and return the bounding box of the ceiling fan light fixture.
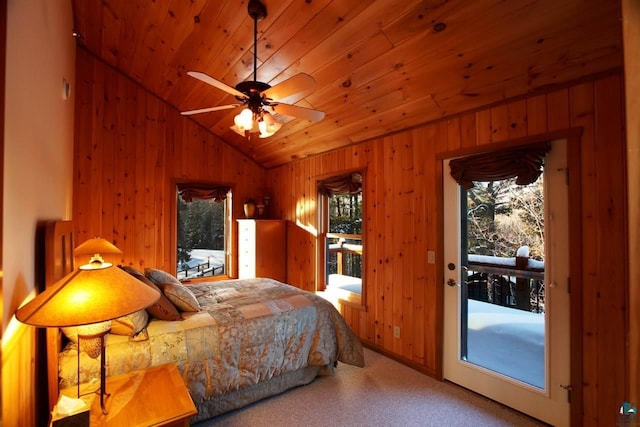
[230,124,246,137]
[234,108,254,131]
[259,112,282,138]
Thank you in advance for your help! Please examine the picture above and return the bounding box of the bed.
[44,220,365,423]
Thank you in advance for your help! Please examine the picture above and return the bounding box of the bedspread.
[59,278,364,415]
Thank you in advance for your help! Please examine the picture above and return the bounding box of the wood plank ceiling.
[72,0,622,168]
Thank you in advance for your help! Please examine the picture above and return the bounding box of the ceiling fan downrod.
[248,0,267,83]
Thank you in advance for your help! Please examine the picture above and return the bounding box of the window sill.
[180,274,233,285]
[317,287,366,312]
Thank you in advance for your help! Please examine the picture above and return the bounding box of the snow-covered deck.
[177,249,225,279]
[323,275,544,388]
[327,273,362,294]
[466,299,545,388]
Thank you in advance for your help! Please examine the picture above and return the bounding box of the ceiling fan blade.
[181,104,240,116]
[187,71,246,98]
[268,103,325,122]
[261,73,316,101]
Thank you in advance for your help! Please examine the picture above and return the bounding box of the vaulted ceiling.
[71,0,622,168]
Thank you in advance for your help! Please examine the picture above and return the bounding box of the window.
[318,172,364,298]
[176,184,231,280]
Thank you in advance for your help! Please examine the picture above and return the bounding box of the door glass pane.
[460,176,546,389]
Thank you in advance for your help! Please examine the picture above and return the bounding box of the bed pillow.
[144,267,182,287]
[60,328,102,358]
[60,322,113,357]
[110,309,149,337]
[156,281,201,312]
[119,265,181,321]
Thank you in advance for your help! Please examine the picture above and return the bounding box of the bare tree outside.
[466,176,544,261]
[465,175,545,313]
[177,196,226,277]
[328,193,363,278]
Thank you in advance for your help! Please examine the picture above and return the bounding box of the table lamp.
[16,237,160,414]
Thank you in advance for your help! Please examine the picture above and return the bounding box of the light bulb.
[234,108,254,130]
[258,112,282,138]
[230,124,246,136]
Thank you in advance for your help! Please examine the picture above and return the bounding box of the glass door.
[443,140,570,426]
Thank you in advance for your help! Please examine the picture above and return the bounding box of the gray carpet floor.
[193,348,548,427]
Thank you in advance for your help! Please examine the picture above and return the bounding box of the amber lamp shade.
[15,264,160,328]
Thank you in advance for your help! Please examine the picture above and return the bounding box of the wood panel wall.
[267,72,627,427]
[73,47,267,274]
[1,320,37,427]
[73,42,627,425]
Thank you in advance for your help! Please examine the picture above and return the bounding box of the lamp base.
[77,329,111,414]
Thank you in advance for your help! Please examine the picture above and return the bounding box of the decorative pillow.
[157,281,201,312]
[110,309,149,337]
[61,322,112,358]
[119,265,181,321]
[60,327,78,343]
[62,311,149,342]
[119,265,143,276]
[144,267,182,287]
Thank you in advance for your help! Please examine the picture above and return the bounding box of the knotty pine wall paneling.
[73,47,267,275]
[588,76,626,425]
[266,72,627,426]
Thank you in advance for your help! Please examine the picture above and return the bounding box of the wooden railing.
[327,233,362,277]
[467,247,545,313]
[178,259,223,279]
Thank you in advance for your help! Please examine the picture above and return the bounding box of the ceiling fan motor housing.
[248,0,267,21]
[235,80,272,114]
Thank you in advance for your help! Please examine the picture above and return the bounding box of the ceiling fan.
[181,0,325,138]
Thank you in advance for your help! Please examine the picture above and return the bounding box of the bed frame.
[44,220,75,287]
[43,220,75,411]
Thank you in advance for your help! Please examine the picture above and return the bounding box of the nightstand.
[57,363,197,427]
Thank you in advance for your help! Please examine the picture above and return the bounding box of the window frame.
[171,181,233,283]
[317,170,366,310]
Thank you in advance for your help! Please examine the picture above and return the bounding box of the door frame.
[436,130,583,426]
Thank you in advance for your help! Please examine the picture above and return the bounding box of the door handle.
[447,278,459,287]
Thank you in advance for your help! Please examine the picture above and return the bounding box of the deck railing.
[177,259,223,279]
[327,233,362,278]
[467,246,545,313]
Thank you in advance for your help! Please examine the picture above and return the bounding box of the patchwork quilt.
[59,278,364,412]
